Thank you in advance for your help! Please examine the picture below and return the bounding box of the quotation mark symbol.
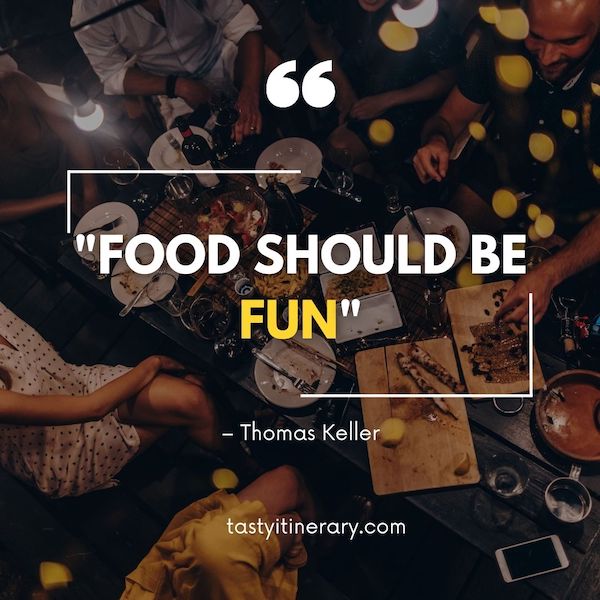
[340,299,361,317]
[75,234,96,253]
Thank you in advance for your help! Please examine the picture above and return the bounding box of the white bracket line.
[66,169,302,234]
[302,293,535,400]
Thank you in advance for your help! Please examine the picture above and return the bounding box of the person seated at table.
[413,0,600,325]
[121,465,313,600]
[72,0,272,142]
[0,302,255,499]
[0,70,99,225]
[305,0,464,177]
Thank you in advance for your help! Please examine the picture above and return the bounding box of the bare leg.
[449,184,506,233]
[327,125,371,170]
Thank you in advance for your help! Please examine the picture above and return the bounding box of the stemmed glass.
[209,92,240,160]
[104,148,154,212]
[324,148,355,194]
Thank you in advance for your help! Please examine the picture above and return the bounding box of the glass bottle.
[174,117,220,188]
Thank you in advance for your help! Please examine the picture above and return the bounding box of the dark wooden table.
[59,173,600,600]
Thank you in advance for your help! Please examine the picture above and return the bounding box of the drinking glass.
[165,175,195,214]
[324,148,354,193]
[104,148,141,186]
[384,184,402,214]
[188,295,232,341]
[545,466,592,524]
[146,274,185,317]
[81,251,107,280]
[484,453,529,498]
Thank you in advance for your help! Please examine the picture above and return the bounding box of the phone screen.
[503,537,562,579]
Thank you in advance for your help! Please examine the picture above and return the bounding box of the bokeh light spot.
[40,562,73,591]
[592,163,600,180]
[495,55,533,92]
[527,203,541,221]
[408,240,425,262]
[496,8,529,40]
[456,262,484,288]
[368,119,395,146]
[528,224,541,242]
[529,132,555,163]
[591,82,600,96]
[492,189,518,219]
[468,121,487,141]
[379,20,418,52]
[479,4,501,24]
[561,109,578,129]
[212,468,239,490]
[534,214,555,239]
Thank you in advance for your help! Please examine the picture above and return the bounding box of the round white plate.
[73,202,138,258]
[254,334,336,409]
[111,244,177,308]
[392,207,470,268]
[148,126,213,171]
[255,137,322,194]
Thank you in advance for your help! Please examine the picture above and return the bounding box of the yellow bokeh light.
[495,55,533,92]
[479,5,501,24]
[407,240,425,262]
[528,223,541,242]
[468,121,487,141]
[212,468,239,490]
[592,82,600,96]
[561,109,578,129]
[592,163,600,180]
[496,8,529,40]
[534,214,555,239]
[527,203,541,221]
[492,188,518,219]
[40,562,73,591]
[379,20,418,52]
[456,262,484,288]
[529,132,555,163]
[368,119,395,146]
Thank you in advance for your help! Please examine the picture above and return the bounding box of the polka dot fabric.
[0,303,140,498]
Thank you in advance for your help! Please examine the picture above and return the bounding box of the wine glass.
[104,148,140,186]
[324,148,355,193]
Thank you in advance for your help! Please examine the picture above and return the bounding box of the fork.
[165,132,182,151]
[252,348,319,395]
[119,267,169,318]
[299,177,362,204]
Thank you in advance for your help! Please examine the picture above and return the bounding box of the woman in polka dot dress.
[0,302,242,498]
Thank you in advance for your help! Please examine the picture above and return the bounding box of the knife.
[404,205,445,265]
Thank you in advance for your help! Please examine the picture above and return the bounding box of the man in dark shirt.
[306,0,464,176]
[414,0,600,325]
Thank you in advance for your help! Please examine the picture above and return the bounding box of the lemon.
[379,417,407,448]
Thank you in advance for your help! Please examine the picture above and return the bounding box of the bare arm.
[497,215,600,325]
[0,356,184,426]
[413,87,484,182]
[0,192,65,224]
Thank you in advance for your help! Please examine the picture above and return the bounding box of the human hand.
[234,87,262,144]
[495,266,558,325]
[349,93,392,120]
[336,86,358,125]
[412,136,450,183]
[175,78,212,109]
[144,355,187,375]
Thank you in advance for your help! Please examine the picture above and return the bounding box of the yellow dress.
[121,491,300,600]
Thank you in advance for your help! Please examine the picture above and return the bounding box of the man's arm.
[0,193,65,224]
[497,214,600,325]
[413,86,484,182]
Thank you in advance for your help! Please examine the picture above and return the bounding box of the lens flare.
[534,214,555,239]
[379,20,418,52]
[527,203,541,221]
[212,468,239,490]
[468,121,487,141]
[529,132,555,163]
[496,8,529,40]
[456,262,484,288]
[40,562,73,591]
[368,119,395,146]
[479,4,501,24]
[492,189,518,219]
[561,109,578,129]
[495,55,533,92]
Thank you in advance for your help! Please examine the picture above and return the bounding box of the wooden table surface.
[59,173,600,600]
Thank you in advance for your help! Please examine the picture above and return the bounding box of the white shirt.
[72,0,260,95]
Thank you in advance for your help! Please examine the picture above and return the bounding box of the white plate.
[392,207,470,268]
[319,269,392,303]
[255,137,322,194]
[254,334,336,409]
[148,126,213,171]
[73,202,138,258]
[335,292,403,344]
[111,244,177,308]
[317,226,382,274]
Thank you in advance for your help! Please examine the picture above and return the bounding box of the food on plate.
[379,417,407,448]
[396,353,458,419]
[409,343,466,393]
[253,261,309,298]
[441,224,459,244]
[453,452,471,476]
[197,195,265,249]
[461,321,528,384]
[114,270,146,296]
[268,161,298,186]
[325,268,388,301]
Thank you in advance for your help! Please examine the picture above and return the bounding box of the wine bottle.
[174,118,220,188]
[265,176,303,234]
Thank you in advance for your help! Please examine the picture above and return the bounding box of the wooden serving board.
[356,339,480,495]
[446,280,544,396]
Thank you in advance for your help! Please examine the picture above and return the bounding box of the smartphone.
[495,535,569,583]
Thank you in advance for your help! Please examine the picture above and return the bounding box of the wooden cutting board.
[446,280,544,396]
[356,338,480,495]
